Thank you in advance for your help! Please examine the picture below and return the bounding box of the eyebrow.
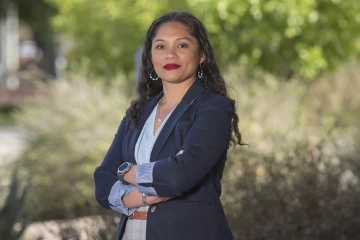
[153,37,193,42]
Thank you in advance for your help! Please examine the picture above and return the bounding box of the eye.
[156,45,165,49]
[178,44,188,48]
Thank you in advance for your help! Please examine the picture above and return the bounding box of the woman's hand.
[124,150,183,185]
[123,150,182,207]
[145,195,173,205]
[123,188,172,208]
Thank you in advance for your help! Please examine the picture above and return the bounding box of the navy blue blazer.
[94,79,235,240]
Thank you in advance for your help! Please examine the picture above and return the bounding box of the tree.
[46,0,189,78]
[46,0,360,80]
[192,0,360,79]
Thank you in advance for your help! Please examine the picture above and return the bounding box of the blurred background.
[0,0,359,239]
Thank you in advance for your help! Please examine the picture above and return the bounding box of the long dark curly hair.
[128,11,244,146]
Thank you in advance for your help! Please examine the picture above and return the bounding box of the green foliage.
[221,63,360,239]
[46,0,360,80]
[14,75,131,220]
[0,109,15,126]
[46,0,189,78]
[194,0,360,79]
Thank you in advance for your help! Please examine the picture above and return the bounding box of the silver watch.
[117,162,133,185]
[142,193,149,206]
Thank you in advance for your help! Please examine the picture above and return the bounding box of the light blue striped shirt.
[108,102,174,215]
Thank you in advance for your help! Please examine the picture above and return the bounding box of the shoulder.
[197,89,233,112]
[124,96,155,117]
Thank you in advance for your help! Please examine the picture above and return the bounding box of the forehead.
[153,21,195,41]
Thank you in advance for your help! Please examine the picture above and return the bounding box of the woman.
[94,11,244,240]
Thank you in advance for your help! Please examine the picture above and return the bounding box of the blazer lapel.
[123,93,162,163]
[150,79,206,162]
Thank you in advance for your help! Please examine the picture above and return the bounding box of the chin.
[162,78,182,84]
[161,75,182,83]
[161,74,195,84]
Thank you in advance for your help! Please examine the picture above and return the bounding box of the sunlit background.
[0,0,359,239]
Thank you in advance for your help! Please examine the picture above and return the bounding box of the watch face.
[118,162,130,173]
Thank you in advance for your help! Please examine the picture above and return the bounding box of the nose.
[165,46,177,59]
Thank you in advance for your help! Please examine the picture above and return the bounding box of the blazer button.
[150,206,157,213]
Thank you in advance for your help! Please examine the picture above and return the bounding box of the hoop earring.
[149,69,160,81]
[197,64,203,79]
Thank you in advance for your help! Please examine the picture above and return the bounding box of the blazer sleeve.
[137,95,233,197]
[94,116,130,209]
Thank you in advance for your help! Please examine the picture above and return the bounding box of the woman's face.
[151,21,205,84]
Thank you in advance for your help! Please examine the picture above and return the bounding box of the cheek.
[187,53,201,68]
[151,50,161,64]
[188,50,200,62]
[151,54,163,72]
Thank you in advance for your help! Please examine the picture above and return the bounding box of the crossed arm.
[121,150,183,208]
[95,96,232,215]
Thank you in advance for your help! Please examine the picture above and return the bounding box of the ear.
[199,52,205,64]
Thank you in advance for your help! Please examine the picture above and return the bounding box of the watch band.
[142,193,149,206]
[117,162,133,185]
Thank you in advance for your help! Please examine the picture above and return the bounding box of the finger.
[176,150,184,156]
[162,197,173,201]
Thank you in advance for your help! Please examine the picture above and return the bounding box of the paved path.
[0,126,26,198]
[0,127,26,165]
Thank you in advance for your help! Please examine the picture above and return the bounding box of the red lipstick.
[164,64,180,70]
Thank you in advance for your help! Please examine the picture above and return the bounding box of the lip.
[163,64,180,70]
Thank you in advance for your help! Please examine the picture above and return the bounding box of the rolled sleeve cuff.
[136,162,158,196]
[108,181,137,216]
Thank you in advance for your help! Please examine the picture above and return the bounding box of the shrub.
[13,62,360,240]
[21,215,118,240]
[14,76,132,220]
[222,63,360,239]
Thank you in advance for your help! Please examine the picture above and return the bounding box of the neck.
[161,78,196,105]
